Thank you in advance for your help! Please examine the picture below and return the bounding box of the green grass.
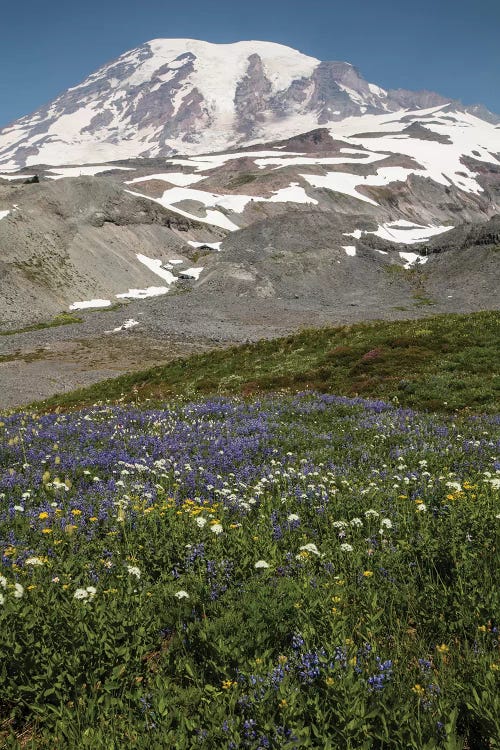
[0,313,82,336]
[33,311,500,414]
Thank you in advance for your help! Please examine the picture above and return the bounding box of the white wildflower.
[0,576,7,588]
[175,590,189,599]
[350,517,363,527]
[14,505,24,512]
[340,543,353,552]
[381,518,393,529]
[365,509,379,518]
[446,481,462,491]
[287,514,300,522]
[126,565,141,579]
[487,478,500,490]
[196,517,207,528]
[416,503,427,512]
[13,583,24,599]
[73,588,89,600]
[210,523,223,535]
[255,560,270,569]
[332,521,348,529]
[86,586,97,598]
[0,593,4,605]
[25,557,44,566]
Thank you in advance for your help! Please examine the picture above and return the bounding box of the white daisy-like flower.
[126,565,141,579]
[210,523,223,535]
[196,517,207,528]
[25,557,44,566]
[416,503,427,512]
[340,543,353,552]
[255,560,270,569]
[86,586,97,598]
[175,590,189,599]
[13,505,24,512]
[73,588,89,600]
[287,514,300,522]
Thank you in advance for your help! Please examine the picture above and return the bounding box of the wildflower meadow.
[0,392,499,748]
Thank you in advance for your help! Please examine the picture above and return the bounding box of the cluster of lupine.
[0,392,499,748]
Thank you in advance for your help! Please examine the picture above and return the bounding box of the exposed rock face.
[1,38,498,168]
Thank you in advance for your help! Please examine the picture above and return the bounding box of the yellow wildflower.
[42,528,53,534]
[222,680,235,690]
[436,644,449,655]
[363,571,374,578]
[39,512,49,520]
[71,509,82,516]
[412,684,426,698]
[325,677,335,687]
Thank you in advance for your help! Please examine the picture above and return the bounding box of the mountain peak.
[0,38,497,169]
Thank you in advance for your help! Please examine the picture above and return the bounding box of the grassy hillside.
[35,311,500,413]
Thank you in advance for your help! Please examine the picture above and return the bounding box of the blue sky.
[0,0,498,126]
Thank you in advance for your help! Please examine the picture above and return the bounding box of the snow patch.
[0,173,35,181]
[116,287,170,299]
[399,252,429,269]
[108,319,140,333]
[69,299,111,310]
[182,267,204,280]
[370,222,454,244]
[126,172,205,187]
[47,165,134,179]
[342,245,357,256]
[136,253,177,284]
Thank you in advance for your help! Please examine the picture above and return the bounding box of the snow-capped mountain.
[1,38,498,168]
